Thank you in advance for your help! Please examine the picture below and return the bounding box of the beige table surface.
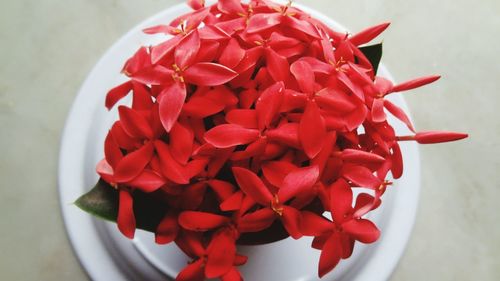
[0,0,498,280]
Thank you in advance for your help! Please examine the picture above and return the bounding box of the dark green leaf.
[359,43,383,75]
[75,179,169,233]
[75,179,119,222]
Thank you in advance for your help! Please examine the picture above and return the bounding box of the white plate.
[59,2,420,281]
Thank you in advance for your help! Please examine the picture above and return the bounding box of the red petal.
[215,17,247,36]
[261,161,297,187]
[238,88,259,109]
[187,0,205,10]
[256,81,285,130]
[234,255,248,266]
[371,98,386,123]
[234,46,263,74]
[290,60,315,93]
[232,167,273,205]
[207,179,235,201]
[105,80,132,110]
[142,24,177,35]
[312,233,329,250]
[283,15,320,38]
[179,211,231,231]
[155,211,178,244]
[269,32,301,49]
[199,27,227,41]
[206,148,234,178]
[221,268,243,281]
[278,165,319,203]
[206,230,236,278]
[220,191,244,211]
[300,57,334,74]
[329,179,353,223]
[186,159,209,181]
[181,182,207,210]
[204,124,260,148]
[122,47,151,75]
[342,165,381,189]
[281,206,302,239]
[342,219,380,243]
[175,30,201,69]
[226,109,258,129]
[151,36,182,64]
[159,82,186,132]
[237,208,275,232]
[384,100,415,132]
[128,169,165,193]
[414,131,468,144]
[353,193,381,218]
[319,35,335,63]
[391,142,403,179]
[104,131,123,169]
[349,22,390,46]
[300,211,331,236]
[230,137,267,161]
[217,0,245,14]
[184,96,226,118]
[391,75,441,93]
[132,65,174,85]
[185,7,211,32]
[246,13,282,33]
[110,122,137,150]
[315,88,356,113]
[184,63,238,86]
[266,122,301,148]
[344,103,368,131]
[299,101,326,159]
[114,142,154,183]
[176,259,205,281]
[311,132,337,176]
[318,232,342,278]
[97,165,114,190]
[337,71,364,102]
[341,149,385,164]
[118,106,153,139]
[176,231,206,258]
[219,38,246,69]
[170,122,194,165]
[154,141,189,184]
[131,82,153,110]
[281,89,307,112]
[375,76,393,95]
[117,189,135,239]
[265,48,289,82]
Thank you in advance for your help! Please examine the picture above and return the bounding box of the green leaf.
[75,179,119,222]
[359,43,383,75]
[75,179,168,233]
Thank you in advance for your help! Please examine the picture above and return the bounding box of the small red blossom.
[81,0,468,280]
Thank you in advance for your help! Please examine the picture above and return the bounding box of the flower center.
[171,64,185,83]
[270,194,284,216]
[378,180,393,191]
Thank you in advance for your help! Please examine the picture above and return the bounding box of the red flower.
[232,165,319,239]
[86,0,468,279]
[300,179,384,278]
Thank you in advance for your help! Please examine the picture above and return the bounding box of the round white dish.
[58,1,420,281]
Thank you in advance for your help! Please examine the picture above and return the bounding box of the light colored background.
[0,0,498,280]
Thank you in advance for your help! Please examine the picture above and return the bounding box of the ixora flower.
[75,0,468,280]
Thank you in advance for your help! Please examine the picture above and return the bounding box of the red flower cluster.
[96,0,467,280]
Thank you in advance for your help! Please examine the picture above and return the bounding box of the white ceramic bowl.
[59,2,420,280]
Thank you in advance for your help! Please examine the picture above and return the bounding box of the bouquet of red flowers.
[75,0,467,280]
